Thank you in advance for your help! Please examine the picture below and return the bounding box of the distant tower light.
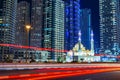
[91,30,94,36]
[78,30,81,36]
[91,38,94,41]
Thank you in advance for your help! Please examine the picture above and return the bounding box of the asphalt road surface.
[0,63,120,80]
[53,71,120,80]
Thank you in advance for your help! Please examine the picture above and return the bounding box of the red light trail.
[0,43,120,58]
[0,43,68,53]
[0,67,120,80]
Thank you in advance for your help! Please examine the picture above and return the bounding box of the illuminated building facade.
[64,0,80,51]
[66,30,97,62]
[80,9,91,50]
[31,0,43,47]
[16,1,30,46]
[99,0,120,55]
[52,0,64,61]
[43,0,64,60]
[42,0,53,49]
[0,0,17,61]
[14,1,30,59]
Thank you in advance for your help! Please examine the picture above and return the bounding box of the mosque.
[66,30,101,62]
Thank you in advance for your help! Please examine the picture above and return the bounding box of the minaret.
[78,30,81,51]
[91,30,94,56]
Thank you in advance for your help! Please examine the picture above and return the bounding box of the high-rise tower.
[80,9,91,50]
[43,0,64,60]
[16,1,30,46]
[99,0,120,55]
[0,0,17,61]
[31,0,43,47]
[64,0,80,51]
[42,0,53,49]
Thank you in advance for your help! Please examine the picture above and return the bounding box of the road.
[54,71,120,80]
[0,63,120,80]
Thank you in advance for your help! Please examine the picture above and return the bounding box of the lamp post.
[2,47,4,62]
[25,25,31,63]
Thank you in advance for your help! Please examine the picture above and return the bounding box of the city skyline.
[1,0,120,62]
[17,0,100,46]
[0,0,99,61]
[1,1,120,80]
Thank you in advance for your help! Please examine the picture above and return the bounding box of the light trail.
[26,68,120,80]
[0,43,68,52]
[0,43,120,58]
[0,67,120,80]
[0,43,120,59]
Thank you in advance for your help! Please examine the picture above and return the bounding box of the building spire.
[78,30,81,51]
[78,30,81,42]
[90,29,94,56]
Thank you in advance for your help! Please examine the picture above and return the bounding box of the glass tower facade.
[52,0,64,60]
[99,0,120,55]
[43,0,53,49]
[64,0,80,51]
[16,1,30,46]
[80,9,91,50]
[0,0,17,61]
[31,0,43,47]
[43,0,64,60]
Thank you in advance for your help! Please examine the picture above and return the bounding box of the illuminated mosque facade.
[66,30,101,62]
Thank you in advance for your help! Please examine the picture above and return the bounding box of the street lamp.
[25,25,31,46]
[26,25,31,31]
[25,24,31,63]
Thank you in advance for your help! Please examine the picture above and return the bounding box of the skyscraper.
[99,0,120,55]
[31,0,43,47]
[42,0,54,59]
[64,0,80,51]
[16,1,30,46]
[52,0,64,60]
[14,1,30,59]
[0,0,17,61]
[43,0,64,60]
[80,9,91,50]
